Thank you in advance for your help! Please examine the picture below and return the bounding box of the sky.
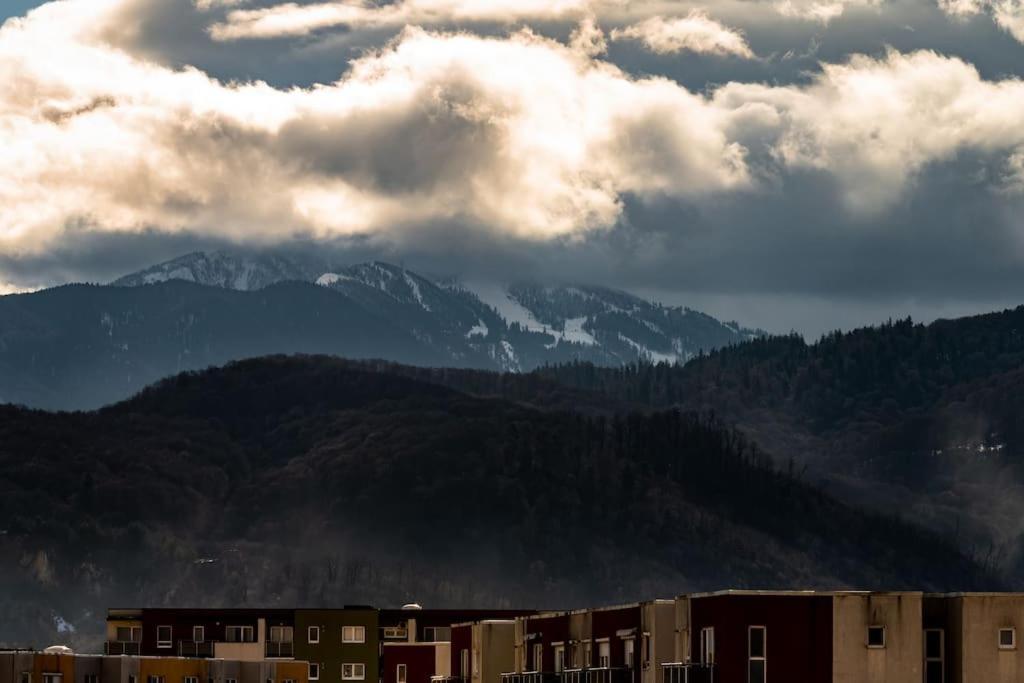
[3,0,1024,336]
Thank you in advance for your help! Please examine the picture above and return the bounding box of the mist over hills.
[0,251,760,410]
[0,356,993,651]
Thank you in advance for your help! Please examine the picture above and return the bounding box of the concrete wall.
[473,622,515,683]
[832,592,922,683]
[0,652,36,683]
[214,619,266,662]
[642,602,674,683]
[671,597,689,665]
[955,595,1024,683]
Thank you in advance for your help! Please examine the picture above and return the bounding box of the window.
[185,676,199,683]
[283,679,295,683]
[128,676,136,683]
[85,676,99,683]
[42,674,62,683]
[225,678,237,683]
[554,645,565,674]
[157,625,173,648]
[424,627,452,643]
[308,626,320,644]
[343,626,366,643]
[925,629,944,683]
[397,666,407,683]
[117,626,142,642]
[597,642,610,669]
[193,626,205,643]
[461,649,469,678]
[384,628,408,640]
[147,677,165,683]
[342,664,365,681]
[1000,628,1017,650]
[20,673,31,683]
[532,644,543,672]
[583,643,592,668]
[867,626,886,649]
[309,664,320,681]
[472,650,480,678]
[623,640,634,670]
[748,627,766,683]
[225,626,255,643]
[700,628,715,666]
[270,626,294,643]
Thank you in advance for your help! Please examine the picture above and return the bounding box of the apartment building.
[924,592,1024,683]
[0,650,309,683]
[668,590,923,683]
[294,607,379,683]
[105,609,296,661]
[445,621,516,683]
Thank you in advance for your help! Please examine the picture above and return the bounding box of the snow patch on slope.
[617,333,681,365]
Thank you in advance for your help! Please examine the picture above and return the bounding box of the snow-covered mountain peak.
[113,251,313,291]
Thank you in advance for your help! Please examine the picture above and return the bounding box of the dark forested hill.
[522,309,1024,577]
[0,356,993,650]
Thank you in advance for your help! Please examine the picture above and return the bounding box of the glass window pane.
[748,661,765,683]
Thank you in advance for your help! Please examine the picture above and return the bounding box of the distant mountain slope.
[0,281,444,410]
[111,251,321,290]
[0,356,994,650]
[104,251,762,371]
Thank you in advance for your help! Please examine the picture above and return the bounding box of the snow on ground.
[404,272,431,311]
[563,317,597,345]
[466,320,489,338]
[461,281,553,335]
[617,333,681,364]
[316,272,342,286]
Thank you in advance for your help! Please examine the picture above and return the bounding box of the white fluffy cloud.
[206,0,598,40]
[939,0,1024,42]
[3,0,1024,260]
[773,0,882,22]
[0,1,751,254]
[610,12,755,57]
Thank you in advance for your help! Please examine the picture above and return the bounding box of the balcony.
[105,642,141,655]
[662,663,714,683]
[179,642,214,658]
[430,677,467,683]
[586,668,631,683]
[501,672,560,683]
[265,641,294,658]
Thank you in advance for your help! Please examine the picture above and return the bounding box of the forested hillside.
[0,356,993,650]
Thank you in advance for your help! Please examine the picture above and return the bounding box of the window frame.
[553,644,565,674]
[397,665,407,683]
[184,676,199,683]
[622,638,635,670]
[308,664,320,681]
[341,664,365,681]
[867,626,886,649]
[700,628,715,666]
[193,626,205,643]
[924,628,944,683]
[308,626,320,644]
[999,628,1017,650]
[157,625,173,649]
[225,625,255,643]
[342,626,366,644]
[532,643,543,672]
[748,626,766,683]
[461,649,470,678]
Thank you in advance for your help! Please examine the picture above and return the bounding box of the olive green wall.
[295,610,380,683]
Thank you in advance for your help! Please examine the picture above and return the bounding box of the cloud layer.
[3,0,1024,332]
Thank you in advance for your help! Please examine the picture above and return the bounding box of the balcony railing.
[662,663,714,683]
[586,667,631,683]
[265,641,294,658]
[501,672,560,683]
[430,677,467,683]
[178,642,214,658]
[105,642,141,655]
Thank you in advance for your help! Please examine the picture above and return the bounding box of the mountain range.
[0,251,760,409]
